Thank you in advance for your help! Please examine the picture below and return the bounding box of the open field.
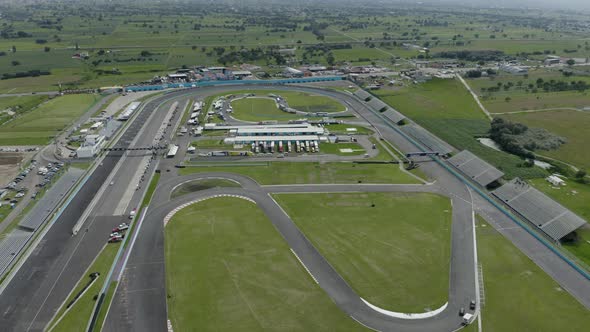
[274,192,452,312]
[165,197,364,331]
[501,110,590,171]
[231,97,299,122]
[48,243,120,332]
[484,91,590,114]
[319,142,366,156]
[476,216,590,331]
[170,178,240,198]
[0,94,99,146]
[324,124,373,135]
[180,161,419,185]
[0,95,49,126]
[374,79,548,179]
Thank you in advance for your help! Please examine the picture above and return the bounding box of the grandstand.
[19,168,83,232]
[448,150,504,187]
[401,124,454,155]
[493,178,587,241]
[382,108,406,125]
[0,229,32,276]
[367,98,388,112]
[353,89,372,101]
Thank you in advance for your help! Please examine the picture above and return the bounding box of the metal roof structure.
[401,124,454,155]
[493,178,587,241]
[448,150,504,187]
[225,135,321,143]
[19,168,84,232]
[382,108,406,124]
[235,125,324,136]
[353,89,372,101]
[367,98,388,112]
[0,229,32,276]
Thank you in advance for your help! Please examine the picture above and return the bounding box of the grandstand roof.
[367,98,388,112]
[448,150,504,187]
[493,178,587,241]
[382,108,406,124]
[353,89,372,101]
[401,124,454,155]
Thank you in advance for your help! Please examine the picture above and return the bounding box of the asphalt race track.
[105,171,475,332]
[1,83,589,332]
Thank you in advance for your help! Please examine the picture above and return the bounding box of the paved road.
[0,90,195,331]
[106,84,590,332]
[106,172,475,332]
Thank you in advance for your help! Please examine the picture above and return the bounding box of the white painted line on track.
[290,249,318,284]
[361,298,448,319]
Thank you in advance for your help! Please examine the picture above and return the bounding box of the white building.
[76,134,105,158]
[546,175,565,186]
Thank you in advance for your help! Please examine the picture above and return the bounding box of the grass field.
[231,97,300,122]
[274,192,452,312]
[165,197,364,331]
[324,124,373,135]
[49,243,120,332]
[501,110,590,171]
[319,142,366,156]
[171,179,240,198]
[484,91,590,113]
[180,161,419,185]
[476,216,590,331]
[0,95,48,126]
[374,79,548,179]
[0,94,98,146]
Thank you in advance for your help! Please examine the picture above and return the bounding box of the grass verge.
[179,161,420,185]
[476,216,590,331]
[48,243,120,332]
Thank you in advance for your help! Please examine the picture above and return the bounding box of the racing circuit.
[1,81,589,332]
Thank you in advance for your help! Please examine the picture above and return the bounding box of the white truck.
[462,313,473,325]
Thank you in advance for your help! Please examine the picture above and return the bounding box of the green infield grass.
[171,179,240,198]
[231,97,300,122]
[319,142,366,156]
[273,192,452,312]
[165,197,364,331]
[0,94,98,145]
[476,216,590,332]
[179,161,419,185]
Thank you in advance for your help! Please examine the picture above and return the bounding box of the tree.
[11,45,16,53]
[326,53,335,66]
[11,60,20,66]
[44,46,51,52]
[566,59,576,66]
[575,170,587,179]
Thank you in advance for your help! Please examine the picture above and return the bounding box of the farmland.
[165,197,364,331]
[500,110,590,171]
[374,79,548,179]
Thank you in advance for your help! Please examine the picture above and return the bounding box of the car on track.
[459,307,465,316]
[129,208,137,219]
[108,236,123,243]
[112,223,129,233]
[470,300,476,310]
